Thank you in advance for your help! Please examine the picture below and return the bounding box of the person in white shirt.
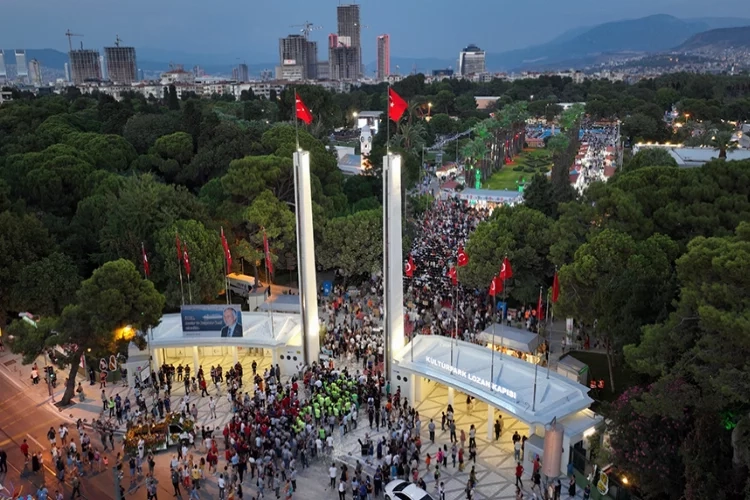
[329,464,337,489]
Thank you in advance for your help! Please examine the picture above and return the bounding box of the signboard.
[181,305,244,338]
[322,281,333,297]
[425,356,518,399]
[283,59,297,66]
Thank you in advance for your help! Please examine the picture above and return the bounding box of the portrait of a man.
[220,307,243,337]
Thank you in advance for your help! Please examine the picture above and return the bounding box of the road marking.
[25,433,45,451]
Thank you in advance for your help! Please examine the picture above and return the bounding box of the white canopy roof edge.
[148,312,302,349]
[394,335,594,425]
[477,324,542,353]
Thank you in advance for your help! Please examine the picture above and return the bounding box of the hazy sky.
[1,0,740,62]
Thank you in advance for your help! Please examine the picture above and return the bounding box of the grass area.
[566,350,640,403]
[483,148,553,191]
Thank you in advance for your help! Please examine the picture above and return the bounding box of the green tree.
[13,252,80,317]
[429,113,455,135]
[168,84,180,111]
[222,155,294,204]
[9,259,164,406]
[317,209,382,277]
[244,190,296,275]
[707,130,738,159]
[622,113,659,143]
[522,173,557,218]
[463,206,553,303]
[123,113,180,154]
[154,219,224,307]
[625,147,678,172]
[64,133,137,172]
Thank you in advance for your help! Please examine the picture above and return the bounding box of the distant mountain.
[675,26,750,51]
[486,14,750,71]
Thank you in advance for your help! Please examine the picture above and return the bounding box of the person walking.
[171,467,182,497]
[515,462,524,489]
[494,418,502,440]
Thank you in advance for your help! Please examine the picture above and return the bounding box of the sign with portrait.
[180,305,244,338]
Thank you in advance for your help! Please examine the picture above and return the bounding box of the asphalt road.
[0,370,118,499]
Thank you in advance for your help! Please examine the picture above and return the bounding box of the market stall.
[477,324,543,364]
[124,413,195,455]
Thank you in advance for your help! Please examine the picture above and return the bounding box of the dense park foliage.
[1,73,750,494]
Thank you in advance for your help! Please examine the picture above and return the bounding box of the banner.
[181,305,244,338]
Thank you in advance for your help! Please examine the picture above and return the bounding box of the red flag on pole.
[263,230,274,275]
[446,266,457,286]
[176,233,183,262]
[552,271,560,303]
[489,275,502,296]
[405,255,415,277]
[499,257,513,280]
[182,244,191,277]
[220,228,232,271]
[457,247,469,267]
[295,92,313,125]
[141,242,151,277]
[537,287,544,320]
[388,87,408,122]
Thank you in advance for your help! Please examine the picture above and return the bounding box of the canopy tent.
[477,324,541,353]
[395,335,594,425]
[258,294,301,314]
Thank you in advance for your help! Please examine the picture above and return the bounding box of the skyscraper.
[458,44,486,76]
[105,45,137,84]
[377,34,390,81]
[336,4,362,78]
[237,63,249,82]
[0,51,7,82]
[15,50,28,82]
[69,49,102,84]
[28,59,42,86]
[279,34,318,80]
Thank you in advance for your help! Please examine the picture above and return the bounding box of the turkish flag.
[537,288,544,320]
[405,255,415,277]
[182,243,191,276]
[489,275,502,297]
[552,272,560,303]
[263,230,274,275]
[388,87,408,122]
[446,266,457,286]
[295,92,313,125]
[499,257,513,280]
[221,227,232,271]
[176,233,183,263]
[457,247,469,267]
[141,242,150,277]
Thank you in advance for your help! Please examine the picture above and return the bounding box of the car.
[384,479,435,500]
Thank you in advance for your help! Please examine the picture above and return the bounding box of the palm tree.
[707,130,738,159]
[392,122,427,155]
[461,138,488,188]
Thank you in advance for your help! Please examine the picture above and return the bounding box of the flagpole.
[294,87,300,150]
[141,242,148,280]
[490,291,496,391]
[386,83,390,154]
[187,274,193,304]
[500,277,506,360]
[177,233,186,306]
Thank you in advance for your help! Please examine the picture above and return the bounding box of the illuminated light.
[583,427,597,438]
[116,325,135,340]
[622,476,629,485]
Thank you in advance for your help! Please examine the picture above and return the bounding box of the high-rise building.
[15,50,28,82]
[237,63,249,82]
[376,34,390,81]
[105,45,137,84]
[329,46,359,81]
[64,62,70,82]
[458,44,486,76]
[279,34,317,80]
[0,51,7,81]
[336,4,362,78]
[99,55,107,81]
[28,59,42,86]
[69,49,102,84]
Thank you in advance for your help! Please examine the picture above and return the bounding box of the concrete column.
[153,348,162,371]
[560,434,571,476]
[383,154,405,383]
[487,406,495,441]
[447,386,455,406]
[232,346,238,364]
[413,375,422,403]
[192,346,200,374]
[293,151,320,366]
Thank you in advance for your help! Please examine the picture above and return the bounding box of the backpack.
[172,470,179,484]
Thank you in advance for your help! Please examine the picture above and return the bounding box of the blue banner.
[322,281,333,297]
[181,304,244,338]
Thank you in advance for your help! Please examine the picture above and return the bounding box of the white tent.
[477,324,541,353]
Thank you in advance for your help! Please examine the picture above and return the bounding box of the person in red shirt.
[515,462,524,488]
[20,439,29,458]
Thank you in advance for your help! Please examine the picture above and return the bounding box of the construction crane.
[64,29,83,52]
[290,22,322,39]
[114,34,123,47]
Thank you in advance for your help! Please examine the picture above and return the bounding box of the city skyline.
[0,0,742,62]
